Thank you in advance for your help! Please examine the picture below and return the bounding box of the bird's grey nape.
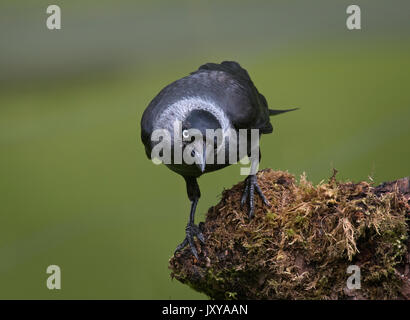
[153,97,232,134]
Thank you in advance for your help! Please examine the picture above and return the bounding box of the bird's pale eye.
[182,129,190,139]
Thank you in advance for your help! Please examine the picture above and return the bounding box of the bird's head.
[181,109,223,173]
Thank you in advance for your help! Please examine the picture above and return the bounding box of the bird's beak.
[192,141,206,173]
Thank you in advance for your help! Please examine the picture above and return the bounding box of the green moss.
[170,169,409,299]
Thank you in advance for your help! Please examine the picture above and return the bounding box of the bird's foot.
[174,223,205,259]
[241,174,270,218]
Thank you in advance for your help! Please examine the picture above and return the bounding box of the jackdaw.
[140,61,297,258]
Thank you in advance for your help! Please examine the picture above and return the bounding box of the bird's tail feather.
[269,108,299,116]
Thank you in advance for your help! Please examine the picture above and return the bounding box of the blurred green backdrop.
[0,0,409,299]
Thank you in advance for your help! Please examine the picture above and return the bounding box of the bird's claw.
[175,223,205,259]
[241,175,270,218]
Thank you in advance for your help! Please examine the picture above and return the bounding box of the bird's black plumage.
[140,61,297,258]
[142,62,272,154]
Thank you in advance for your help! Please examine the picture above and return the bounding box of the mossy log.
[169,169,410,299]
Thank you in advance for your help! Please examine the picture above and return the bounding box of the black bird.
[140,61,296,258]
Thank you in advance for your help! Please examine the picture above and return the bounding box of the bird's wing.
[192,61,273,133]
[193,61,253,84]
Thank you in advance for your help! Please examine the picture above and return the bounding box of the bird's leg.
[240,151,270,218]
[174,177,205,259]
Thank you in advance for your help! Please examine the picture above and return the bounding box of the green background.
[0,0,409,299]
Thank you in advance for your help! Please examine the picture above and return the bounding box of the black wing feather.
[192,61,273,133]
